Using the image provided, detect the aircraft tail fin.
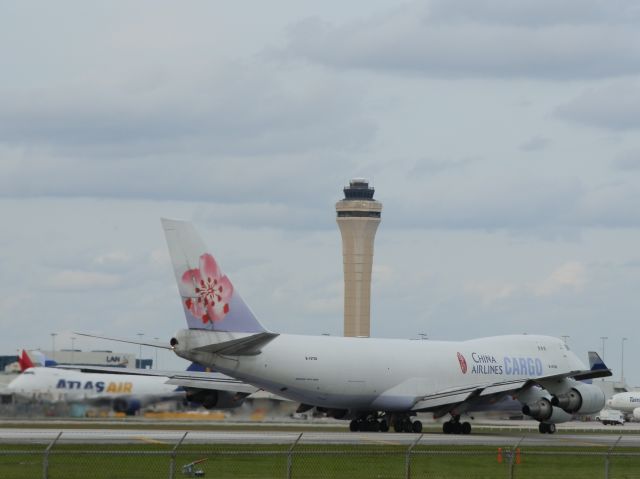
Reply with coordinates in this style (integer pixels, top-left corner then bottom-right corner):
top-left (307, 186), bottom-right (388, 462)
top-left (161, 219), bottom-right (268, 334)
top-left (28, 350), bottom-right (57, 368)
top-left (588, 351), bottom-right (608, 371)
top-left (17, 350), bottom-right (35, 372)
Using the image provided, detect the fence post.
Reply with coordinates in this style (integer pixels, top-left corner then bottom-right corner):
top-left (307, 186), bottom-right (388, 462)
top-left (508, 436), bottom-right (525, 479)
top-left (42, 431), bottom-right (62, 479)
top-left (405, 433), bottom-right (423, 479)
top-left (604, 435), bottom-right (622, 479)
top-left (287, 433), bottom-right (303, 479)
top-left (168, 432), bottom-right (188, 479)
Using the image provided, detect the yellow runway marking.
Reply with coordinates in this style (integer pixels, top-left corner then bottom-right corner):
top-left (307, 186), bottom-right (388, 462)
top-left (556, 436), bottom-right (609, 448)
top-left (134, 436), bottom-right (169, 445)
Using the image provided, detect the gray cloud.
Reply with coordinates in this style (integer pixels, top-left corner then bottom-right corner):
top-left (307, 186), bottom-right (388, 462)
top-left (520, 136), bottom-right (551, 152)
top-left (427, 0), bottom-right (640, 27)
top-left (613, 150), bottom-right (640, 170)
top-left (0, 65), bottom-right (374, 155)
top-left (409, 156), bottom-right (476, 176)
top-left (555, 83), bottom-right (640, 130)
top-left (0, 60), bottom-right (374, 205)
top-left (378, 173), bottom-right (640, 232)
top-left (281, 1), bottom-right (640, 79)
top-left (0, 152), bottom-right (360, 208)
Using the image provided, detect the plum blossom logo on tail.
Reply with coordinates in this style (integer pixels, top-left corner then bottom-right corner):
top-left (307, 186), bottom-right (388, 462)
top-left (181, 253), bottom-right (233, 324)
top-left (457, 352), bottom-right (468, 374)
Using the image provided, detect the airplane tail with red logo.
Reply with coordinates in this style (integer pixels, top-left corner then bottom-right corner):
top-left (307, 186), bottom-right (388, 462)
top-left (161, 219), bottom-right (268, 334)
top-left (17, 350), bottom-right (35, 372)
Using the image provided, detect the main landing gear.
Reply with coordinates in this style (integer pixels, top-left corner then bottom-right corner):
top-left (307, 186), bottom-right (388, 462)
top-left (349, 414), bottom-right (389, 432)
top-left (392, 416), bottom-right (423, 434)
top-left (538, 422), bottom-right (556, 434)
top-left (349, 413), bottom-right (422, 433)
top-left (442, 415), bottom-right (472, 435)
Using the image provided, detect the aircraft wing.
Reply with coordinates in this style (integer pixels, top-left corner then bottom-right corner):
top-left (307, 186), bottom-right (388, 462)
top-left (411, 354), bottom-right (611, 415)
top-left (411, 379), bottom-right (527, 412)
top-left (58, 365), bottom-right (259, 394)
top-left (164, 374), bottom-right (259, 394)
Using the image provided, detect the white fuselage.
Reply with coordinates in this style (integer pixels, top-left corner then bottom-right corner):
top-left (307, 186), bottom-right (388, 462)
top-left (607, 392), bottom-right (640, 413)
top-left (8, 367), bottom-right (181, 403)
top-left (175, 332), bottom-right (585, 411)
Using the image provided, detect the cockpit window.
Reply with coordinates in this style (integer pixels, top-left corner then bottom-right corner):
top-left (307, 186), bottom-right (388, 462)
top-left (23, 371), bottom-right (35, 375)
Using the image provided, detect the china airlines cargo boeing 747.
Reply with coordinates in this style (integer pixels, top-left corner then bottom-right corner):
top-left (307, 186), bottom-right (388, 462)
top-left (157, 219), bottom-right (611, 434)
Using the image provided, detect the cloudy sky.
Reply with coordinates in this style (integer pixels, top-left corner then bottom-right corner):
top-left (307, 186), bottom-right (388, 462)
top-left (1, 1), bottom-right (639, 384)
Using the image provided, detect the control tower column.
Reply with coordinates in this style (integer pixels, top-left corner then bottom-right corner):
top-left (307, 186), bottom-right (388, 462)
top-left (336, 179), bottom-right (382, 337)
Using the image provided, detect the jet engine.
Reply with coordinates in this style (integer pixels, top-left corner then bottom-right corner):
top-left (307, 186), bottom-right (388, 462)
top-left (633, 407), bottom-right (640, 421)
top-left (522, 398), bottom-right (572, 423)
top-left (113, 398), bottom-right (143, 415)
top-left (187, 389), bottom-right (247, 409)
top-left (551, 383), bottom-right (605, 415)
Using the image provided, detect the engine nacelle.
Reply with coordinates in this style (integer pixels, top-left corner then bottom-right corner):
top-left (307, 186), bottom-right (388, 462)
top-left (633, 407), bottom-right (640, 421)
top-left (113, 398), bottom-right (142, 415)
top-left (187, 389), bottom-right (246, 409)
top-left (523, 398), bottom-right (553, 421)
top-left (522, 398), bottom-right (572, 424)
top-left (551, 383), bottom-right (605, 415)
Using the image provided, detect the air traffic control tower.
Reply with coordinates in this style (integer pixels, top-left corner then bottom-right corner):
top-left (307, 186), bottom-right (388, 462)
top-left (336, 178), bottom-right (382, 337)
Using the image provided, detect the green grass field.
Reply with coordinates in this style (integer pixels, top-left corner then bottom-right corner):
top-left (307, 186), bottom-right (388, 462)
top-left (2, 443), bottom-right (640, 479)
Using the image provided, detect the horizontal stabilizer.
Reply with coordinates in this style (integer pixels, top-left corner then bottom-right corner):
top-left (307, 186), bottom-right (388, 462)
top-left (193, 331), bottom-right (279, 356)
top-left (73, 332), bottom-right (172, 350)
top-left (571, 368), bottom-right (612, 381)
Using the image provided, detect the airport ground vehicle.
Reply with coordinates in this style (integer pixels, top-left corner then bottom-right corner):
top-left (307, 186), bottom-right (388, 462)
top-left (596, 409), bottom-right (625, 425)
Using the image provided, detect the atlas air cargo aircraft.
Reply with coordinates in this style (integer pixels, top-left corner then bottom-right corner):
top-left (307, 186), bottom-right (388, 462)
top-left (8, 350), bottom-right (256, 414)
top-left (81, 219), bottom-right (612, 434)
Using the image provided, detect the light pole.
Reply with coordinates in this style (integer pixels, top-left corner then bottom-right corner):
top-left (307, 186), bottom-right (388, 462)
top-left (50, 333), bottom-right (57, 360)
top-left (71, 337), bottom-right (76, 364)
top-left (600, 336), bottom-right (608, 361)
top-left (621, 337), bottom-right (628, 382)
top-left (153, 337), bottom-right (159, 369)
top-left (137, 333), bottom-right (144, 368)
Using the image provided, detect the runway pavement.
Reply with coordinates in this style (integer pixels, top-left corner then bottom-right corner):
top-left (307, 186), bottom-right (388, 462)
top-left (2, 426), bottom-right (640, 448)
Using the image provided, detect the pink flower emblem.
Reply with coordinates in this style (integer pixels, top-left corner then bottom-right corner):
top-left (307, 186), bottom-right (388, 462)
top-left (457, 352), bottom-right (467, 374)
top-left (181, 253), bottom-right (233, 324)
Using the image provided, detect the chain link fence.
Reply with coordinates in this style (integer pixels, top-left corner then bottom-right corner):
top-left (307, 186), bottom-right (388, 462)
top-left (2, 431), bottom-right (640, 478)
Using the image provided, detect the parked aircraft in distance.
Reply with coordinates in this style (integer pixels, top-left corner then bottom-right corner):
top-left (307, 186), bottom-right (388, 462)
top-left (8, 351), bottom-right (257, 414)
top-left (607, 391), bottom-right (640, 421)
top-left (151, 219), bottom-right (611, 434)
